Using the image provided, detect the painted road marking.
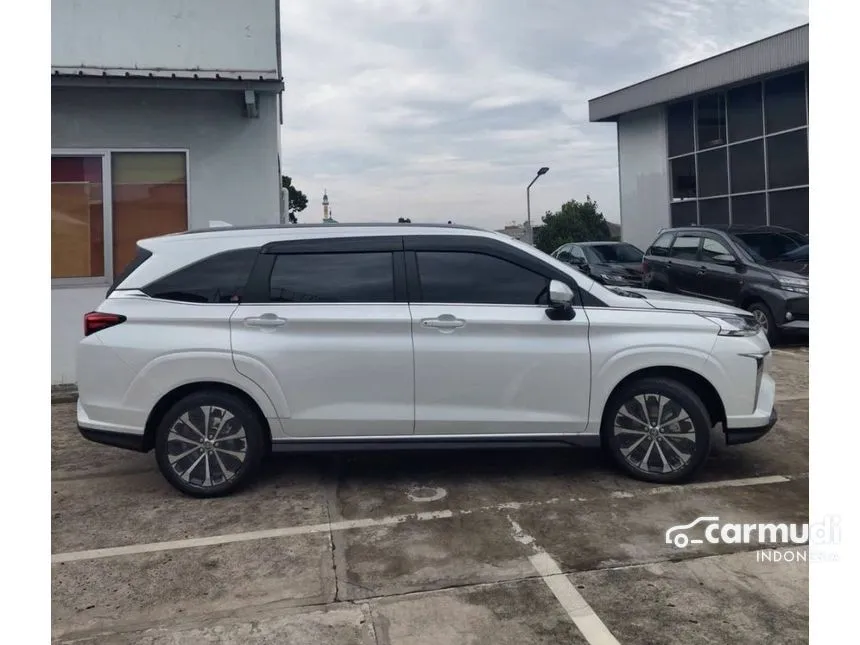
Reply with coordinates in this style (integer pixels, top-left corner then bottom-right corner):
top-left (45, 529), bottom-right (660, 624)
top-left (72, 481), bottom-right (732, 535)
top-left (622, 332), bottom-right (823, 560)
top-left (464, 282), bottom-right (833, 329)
top-left (775, 394), bottom-right (809, 403)
top-left (406, 486), bottom-right (448, 503)
top-left (509, 518), bottom-right (621, 645)
top-left (52, 473), bottom-right (802, 565)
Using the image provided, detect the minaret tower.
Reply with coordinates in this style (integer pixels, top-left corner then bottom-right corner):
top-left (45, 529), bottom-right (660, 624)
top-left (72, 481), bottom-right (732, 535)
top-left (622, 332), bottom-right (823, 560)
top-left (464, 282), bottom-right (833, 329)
top-left (322, 190), bottom-right (330, 221)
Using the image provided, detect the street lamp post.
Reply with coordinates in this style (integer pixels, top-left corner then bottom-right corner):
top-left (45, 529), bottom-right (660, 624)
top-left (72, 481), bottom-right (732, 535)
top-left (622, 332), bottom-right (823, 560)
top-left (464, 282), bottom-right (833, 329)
top-left (526, 166), bottom-right (549, 245)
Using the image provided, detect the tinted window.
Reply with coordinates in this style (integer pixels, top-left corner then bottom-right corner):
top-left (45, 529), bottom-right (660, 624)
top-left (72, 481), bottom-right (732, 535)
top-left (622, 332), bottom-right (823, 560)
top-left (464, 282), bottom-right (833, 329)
top-left (416, 251), bottom-right (549, 305)
top-left (648, 232), bottom-right (675, 257)
top-left (696, 94), bottom-right (727, 149)
top-left (669, 236), bottom-right (701, 260)
top-left (701, 237), bottom-right (732, 260)
top-left (667, 101), bottom-right (695, 157)
top-left (699, 198), bottom-right (729, 226)
top-left (570, 246), bottom-right (586, 261)
top-left (670, 201), bottom-right (697, 228)
top-left (144, 248), bottom-right (258, 303)
top-left (697, 148), bottom-right (728, 197)
top-left (269, 253), bottom-right (394, 303)
top-left (764, 72), bottom-right (807, 134)
top-left (727, 82), bottom-right (763, 142)
top-left (729, 140), bottom-right (765, 193)
top-left (767, 130), bottom-right (808, 189)
top-left (671, 155), bottom-right (697, 199)
top-left (731, 193), bottom-right (767, 227)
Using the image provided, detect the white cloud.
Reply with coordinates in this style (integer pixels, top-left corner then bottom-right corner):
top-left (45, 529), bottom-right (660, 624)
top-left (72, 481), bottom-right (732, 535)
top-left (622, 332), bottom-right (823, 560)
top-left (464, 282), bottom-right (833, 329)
top-left (279, 0), bottom-right (808, 229)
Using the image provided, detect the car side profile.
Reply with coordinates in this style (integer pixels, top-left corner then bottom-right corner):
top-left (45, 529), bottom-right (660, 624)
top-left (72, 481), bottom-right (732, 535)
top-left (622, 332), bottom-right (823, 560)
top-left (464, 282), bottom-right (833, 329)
top-left (77, 224), bottom-right (778, 497)
top-left (641, 226), bottom-right (809, 344)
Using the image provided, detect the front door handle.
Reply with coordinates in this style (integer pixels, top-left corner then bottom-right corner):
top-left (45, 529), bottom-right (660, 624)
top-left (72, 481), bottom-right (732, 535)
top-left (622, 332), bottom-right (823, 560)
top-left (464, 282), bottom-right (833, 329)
top-left (421, 315), bottom-right (466, 331)
top-left (244, 313), bottom-right (287, 328)
top-left (697, 265), bottom-right (708, 276)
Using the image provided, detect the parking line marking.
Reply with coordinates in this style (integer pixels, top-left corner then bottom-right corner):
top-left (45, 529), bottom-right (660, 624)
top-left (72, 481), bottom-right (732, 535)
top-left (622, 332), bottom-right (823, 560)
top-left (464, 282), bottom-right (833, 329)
top-left (51, 474), bottom-right (800, 565)
top-left (510, 519), bottom-right (621, 645)
top-left (775, 394), bottom-right (808, 402)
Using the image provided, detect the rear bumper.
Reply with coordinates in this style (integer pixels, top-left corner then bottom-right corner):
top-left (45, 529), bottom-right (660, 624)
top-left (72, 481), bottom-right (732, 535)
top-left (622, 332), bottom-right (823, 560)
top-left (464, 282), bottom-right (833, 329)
top-left (78, 424), bottom-right (148, 452)
top-left (724, 407), bottom-right (778, 446)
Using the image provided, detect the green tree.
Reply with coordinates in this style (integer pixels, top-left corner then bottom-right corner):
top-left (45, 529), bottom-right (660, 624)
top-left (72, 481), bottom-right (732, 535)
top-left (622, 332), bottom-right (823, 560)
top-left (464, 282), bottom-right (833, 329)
top-left (533, 195), bottom-right (612, 254)
top-left (281, 176), bottom-right (308, 224)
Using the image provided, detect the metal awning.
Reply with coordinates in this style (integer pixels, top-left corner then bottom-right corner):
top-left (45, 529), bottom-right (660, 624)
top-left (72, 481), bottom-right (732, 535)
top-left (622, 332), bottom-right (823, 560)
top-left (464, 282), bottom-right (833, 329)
top-left (52, 66), bottom-right (284, 92)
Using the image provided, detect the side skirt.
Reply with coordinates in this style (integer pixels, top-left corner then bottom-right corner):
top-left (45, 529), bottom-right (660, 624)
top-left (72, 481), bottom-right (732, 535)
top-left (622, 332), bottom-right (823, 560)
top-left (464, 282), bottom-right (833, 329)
top-left (271, 434), bottom-right (602, 453)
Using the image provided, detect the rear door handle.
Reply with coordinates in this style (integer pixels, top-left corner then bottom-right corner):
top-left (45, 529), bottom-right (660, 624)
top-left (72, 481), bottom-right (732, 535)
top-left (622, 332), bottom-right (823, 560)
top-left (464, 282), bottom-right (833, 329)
top-left (244, 314), bottom-right (287, 328)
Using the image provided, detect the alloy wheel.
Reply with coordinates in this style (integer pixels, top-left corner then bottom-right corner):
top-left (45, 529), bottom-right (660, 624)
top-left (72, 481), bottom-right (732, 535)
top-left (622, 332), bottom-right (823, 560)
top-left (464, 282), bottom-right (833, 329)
top-left (613, 394), bottom-right (697, 475)
top-left (752, 309), bottom-right (769, 334)
top-left (165, 405), bottom-right (248, 489)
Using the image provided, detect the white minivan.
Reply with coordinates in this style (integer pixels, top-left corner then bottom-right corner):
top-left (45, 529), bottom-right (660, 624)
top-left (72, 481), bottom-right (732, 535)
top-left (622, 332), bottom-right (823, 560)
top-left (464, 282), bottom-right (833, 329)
top-left (77, 224), bottom-right (777, 497)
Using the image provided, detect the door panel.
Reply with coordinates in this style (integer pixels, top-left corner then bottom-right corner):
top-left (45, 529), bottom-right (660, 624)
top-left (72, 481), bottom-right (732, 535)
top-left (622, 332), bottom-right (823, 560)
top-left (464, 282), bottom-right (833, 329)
top-left (694, 236), bottom-right (744, 303)
top-left (231, 304), bottom-right (414, 437)
top-left (410, 303), bottom-right (591, 435)
top-left (667, 235), bottom-right (702, 295)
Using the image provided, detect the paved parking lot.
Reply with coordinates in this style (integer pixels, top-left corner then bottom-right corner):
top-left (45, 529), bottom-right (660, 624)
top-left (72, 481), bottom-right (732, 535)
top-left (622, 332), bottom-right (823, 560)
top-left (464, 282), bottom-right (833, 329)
top-left (51, 346), bottom-right (809, 644)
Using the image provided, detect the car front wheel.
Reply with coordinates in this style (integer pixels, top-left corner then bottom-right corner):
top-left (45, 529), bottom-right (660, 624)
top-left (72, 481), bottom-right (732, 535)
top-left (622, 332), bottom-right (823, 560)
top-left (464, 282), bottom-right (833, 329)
top-left (154, 390), bottom-right (266, 497)
top-left (602, 377), bottom-right (711, 484)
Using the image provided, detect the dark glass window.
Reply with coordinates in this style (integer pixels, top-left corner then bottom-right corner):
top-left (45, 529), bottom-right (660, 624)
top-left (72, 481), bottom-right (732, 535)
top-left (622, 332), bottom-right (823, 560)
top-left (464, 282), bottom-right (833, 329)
top-left (729, 140), bottom-right (766, 193)
top-left (699, 198), bottom-right (729, 226)
top-left (727, 82), bottom-right (763, 142)
top-left (769, 188), bottom-right (809, 234)
top-left (670, 201), bottom-right (697, 227)
top-left (668, 235), bottom-right (701, 260)
top-left (730, 193), bottom-right (767, 227)
top-left (648, 232), bottom-right (675, 257)
top-left (416, 252), bottom-right (549, 305)
top-left (764, 71), bottom-right (807, 134)
top-left (697, 148), bottom-right (728, 197)
top-left (671, 155), bottom-right (697, 199)
top-left (667, 101), bottom-right (695, 157)
top-left (767, 129), bottom-right (808, 189)
top-left (144, 248), bottom-right (258, 303)
top-left (701, 237), bottom-right (733, 261)
top-left (269, 253), bottom-right (395, 303)
top-left (696, 93), bottom-right (727, 149)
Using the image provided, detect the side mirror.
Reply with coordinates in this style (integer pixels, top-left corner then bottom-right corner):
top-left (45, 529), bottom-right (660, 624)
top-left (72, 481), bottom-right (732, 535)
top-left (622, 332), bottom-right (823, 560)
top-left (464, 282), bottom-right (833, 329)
top-left (546, 280), bottom-right (576, 321)
top-left (713, 253), bottom-right (738, 266)
top-left (549, 280), bottom-right (574, 305)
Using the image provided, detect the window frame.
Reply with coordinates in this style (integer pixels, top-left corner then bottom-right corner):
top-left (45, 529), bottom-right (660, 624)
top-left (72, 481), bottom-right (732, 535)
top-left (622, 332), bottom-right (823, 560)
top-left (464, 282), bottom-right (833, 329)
top-left (51, 148), bottom-right (191, 289)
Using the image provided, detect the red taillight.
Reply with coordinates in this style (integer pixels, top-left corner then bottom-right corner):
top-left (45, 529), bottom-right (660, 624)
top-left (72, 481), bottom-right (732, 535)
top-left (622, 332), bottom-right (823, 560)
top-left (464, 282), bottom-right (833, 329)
top-left (84, 312), bottom-right (126, 337)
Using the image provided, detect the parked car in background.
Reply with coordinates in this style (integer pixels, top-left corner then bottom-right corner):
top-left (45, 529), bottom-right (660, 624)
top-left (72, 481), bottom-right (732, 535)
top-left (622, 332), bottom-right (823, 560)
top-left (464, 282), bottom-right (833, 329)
top-left (77, 223), bottom-right (777, 497)
top-left (642, 226), bottom-right (808, 344)
top-left (551, 241), bottom-right (644, 287)
top-left (768, 244), bottom-right (809, 275)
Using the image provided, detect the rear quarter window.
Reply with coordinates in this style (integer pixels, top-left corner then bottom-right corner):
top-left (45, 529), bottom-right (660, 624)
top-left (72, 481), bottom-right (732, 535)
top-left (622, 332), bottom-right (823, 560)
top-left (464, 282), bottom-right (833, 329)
top-left (142, 248), bottom-right (260, 303)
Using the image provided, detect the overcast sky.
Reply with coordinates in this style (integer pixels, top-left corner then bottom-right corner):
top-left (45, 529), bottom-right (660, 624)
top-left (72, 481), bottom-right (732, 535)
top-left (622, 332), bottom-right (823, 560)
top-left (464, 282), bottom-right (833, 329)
top-left (279, 0), bottom-right (808, 228)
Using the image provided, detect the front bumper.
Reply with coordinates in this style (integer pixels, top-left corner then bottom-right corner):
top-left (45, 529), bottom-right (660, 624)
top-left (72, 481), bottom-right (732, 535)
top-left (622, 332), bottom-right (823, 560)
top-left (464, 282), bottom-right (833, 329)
top-left (725, 406), bottom-right (778, 445)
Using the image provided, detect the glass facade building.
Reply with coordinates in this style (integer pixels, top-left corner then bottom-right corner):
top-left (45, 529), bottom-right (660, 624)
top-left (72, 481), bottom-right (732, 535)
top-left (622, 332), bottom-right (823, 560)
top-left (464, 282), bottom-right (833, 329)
top-left (667, 68), bottom-right (808, 233)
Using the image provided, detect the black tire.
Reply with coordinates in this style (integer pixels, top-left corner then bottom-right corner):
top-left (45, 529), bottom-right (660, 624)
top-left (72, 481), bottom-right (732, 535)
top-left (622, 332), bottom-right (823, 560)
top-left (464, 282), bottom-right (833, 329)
top-left (747, 301), bottom-right (779, 345)
top-left (154, 390), bottom-right (266, 498)
top-left (601, 377), bottom-right (711, 484)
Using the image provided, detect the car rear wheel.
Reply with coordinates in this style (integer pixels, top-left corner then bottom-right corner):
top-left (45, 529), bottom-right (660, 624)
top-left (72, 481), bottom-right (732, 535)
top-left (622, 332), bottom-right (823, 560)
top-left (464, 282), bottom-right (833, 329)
top-left (602, 377), bottom-right (711, 484)
top-left (154, 391), bottom-right (266, 497)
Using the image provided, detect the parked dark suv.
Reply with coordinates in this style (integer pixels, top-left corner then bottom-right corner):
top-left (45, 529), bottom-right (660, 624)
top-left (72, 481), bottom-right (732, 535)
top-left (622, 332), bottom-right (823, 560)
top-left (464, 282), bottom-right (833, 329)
top-left (642, 226), bottom-right (808, 343)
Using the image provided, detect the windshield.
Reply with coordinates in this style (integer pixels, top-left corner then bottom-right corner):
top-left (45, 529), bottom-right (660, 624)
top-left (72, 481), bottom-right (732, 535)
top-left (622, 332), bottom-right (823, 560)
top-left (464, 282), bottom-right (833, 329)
top-left (584, 243), bottom-right (643, 264)
top-left (778, 244), bottom-right (809, 261)
top-left (733, 231), bottom-right (803, 261)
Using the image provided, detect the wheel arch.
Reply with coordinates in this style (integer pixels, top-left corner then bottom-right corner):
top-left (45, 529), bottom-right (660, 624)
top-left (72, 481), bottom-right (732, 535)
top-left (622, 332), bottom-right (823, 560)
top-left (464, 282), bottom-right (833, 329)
top-left (600, 366), bottom-right (727, 436)
top-left (143, 381), bottom-right (273, 452)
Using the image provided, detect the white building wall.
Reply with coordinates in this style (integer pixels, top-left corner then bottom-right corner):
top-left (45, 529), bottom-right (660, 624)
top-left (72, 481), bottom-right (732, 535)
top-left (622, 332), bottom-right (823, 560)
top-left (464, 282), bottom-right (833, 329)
top-left (617, 106), bottom-right (671, 251)
top-left (51, 87), bottom-right (281, 385)
top-left (51, 0), bottom-right (279, 77)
